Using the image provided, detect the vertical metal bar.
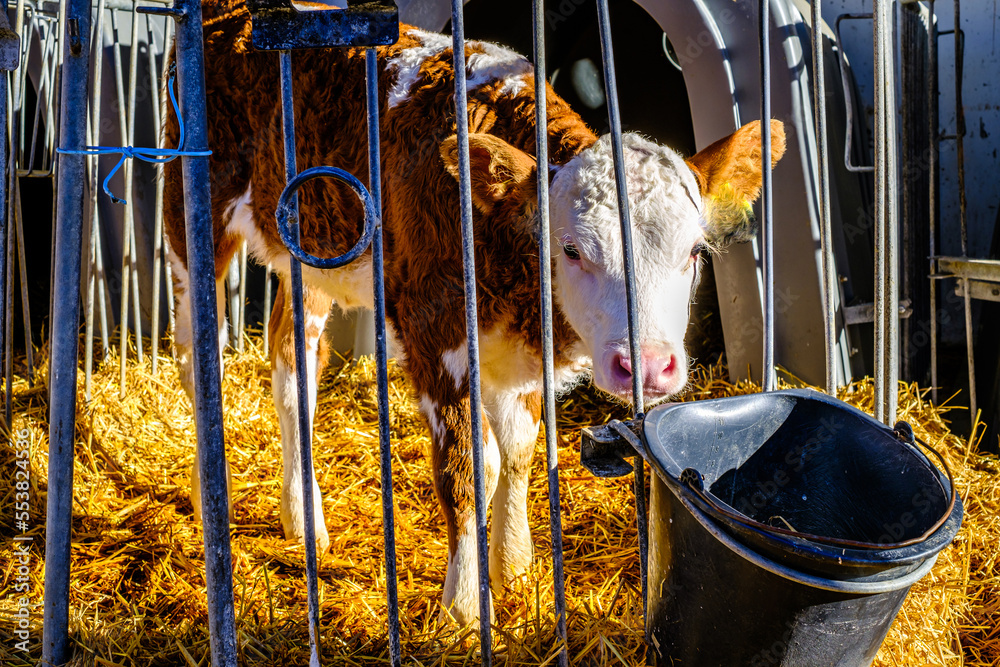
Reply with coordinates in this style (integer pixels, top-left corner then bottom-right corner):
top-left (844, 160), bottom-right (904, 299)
top-left (952, 1), bottom-right (975, 427)
top-left (953, 3), bottom-right (967, 259)
top-left (279, 50), bottom-right (322, 666)
top-left (4, 98), bottom-right (12, 424)
top-left (41, 0), bottom-right (90, 660)
top-left (237, 240), bottom-right (247, 352)
top-left (884, 0), bottom-right (899, 425)
top-left (3, 0), bottom-right (25, 425)
top-left (873, 0), bottom-right (887, 423)
top-left (873, 0), bottom-right (899, 425)
top-left (3, 73), bottom-right (11, 421)
top-left (811, 0), bottom-right (837, 395)
top-left (126, 2), bottom-right (143, 363)
top-left (149, 13), bottom-right (166, 373)
top-left (227, 253), bottom-right (239, 348)
top-left (1, 43), bottom-right (10, 425)
top-left (532, 1), bottom-right (568, 663)
top-left (928, 0), bottom-right (938, 403)
top-left (448, 0), bottom-right (492, 657)
top-left (111, 8), bottom-right (131, 391)
top-left (365, 47), bottom-right (402, 667)
top-left (173, 0), bottom-right (239, 661)
top-left (594, 0), bottom-right (648, 628)
top-left (165, 236), bottom-right (176, 352)
top-left (14, 179), bottom-right (33, 383)
top-left (759, 0), bottom-right (776, 393)
top-left (263, 263), bottom-right (272, 351)
top-left (84, 0), bottom-right (109, 399)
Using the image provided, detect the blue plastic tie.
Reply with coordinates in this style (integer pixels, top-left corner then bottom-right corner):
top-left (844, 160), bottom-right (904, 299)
top-left (56, 63), bottom-right (212, 205)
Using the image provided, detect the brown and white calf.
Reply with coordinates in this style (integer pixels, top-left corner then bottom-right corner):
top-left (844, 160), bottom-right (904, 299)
top-left (163, 0), bottom-right (785, 627)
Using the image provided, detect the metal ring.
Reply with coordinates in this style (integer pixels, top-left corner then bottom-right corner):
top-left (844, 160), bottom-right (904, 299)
top-left (275, 165), bottom-right (377, 270)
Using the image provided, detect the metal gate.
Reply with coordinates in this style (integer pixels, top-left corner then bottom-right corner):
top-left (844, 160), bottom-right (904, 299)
top-left (20, 0), bottom-right (979, 665)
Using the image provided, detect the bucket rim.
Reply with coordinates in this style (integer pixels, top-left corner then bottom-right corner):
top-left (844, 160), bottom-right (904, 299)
top-left (642, 389), bottom-right (963, 558)
top-left (673, 485), bottom-right (943, 594)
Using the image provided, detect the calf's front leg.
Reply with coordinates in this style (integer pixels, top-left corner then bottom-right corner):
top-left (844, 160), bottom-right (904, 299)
top-left (418, 385), bottom-right (500, 628)
top-left (171, 252), bottom-right (235, 523)
top-left (485, 390), bottom-right (540, 590)
top-left (269, 282), bottom-right (333, 553)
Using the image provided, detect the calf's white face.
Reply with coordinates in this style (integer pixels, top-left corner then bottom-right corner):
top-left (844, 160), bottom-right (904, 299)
top-left (440, 120), bottom-right (786, 406)
top-left (550, 133), bottom-right (706, 403)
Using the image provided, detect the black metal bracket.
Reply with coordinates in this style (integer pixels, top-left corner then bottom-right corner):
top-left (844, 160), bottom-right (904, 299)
top-left (246, 0), bottom-right (399, 51)
top-left (580, 418), bottom-right (645, 478)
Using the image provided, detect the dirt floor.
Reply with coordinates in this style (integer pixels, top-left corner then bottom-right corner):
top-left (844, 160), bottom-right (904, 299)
top-left (0, 340), bottom-right (997, 666)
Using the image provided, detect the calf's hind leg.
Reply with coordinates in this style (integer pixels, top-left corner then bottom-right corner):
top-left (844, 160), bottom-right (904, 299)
top-left (170, 243), bottom-right (236, 523)
top-left (269, 280), bottom-right (334, 553)
top-left (485, 390), bottom-right (540, 590)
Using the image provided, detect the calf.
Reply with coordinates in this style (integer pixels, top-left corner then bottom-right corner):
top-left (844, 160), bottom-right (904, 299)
top-left (163, 0), bottom-right (786, 627)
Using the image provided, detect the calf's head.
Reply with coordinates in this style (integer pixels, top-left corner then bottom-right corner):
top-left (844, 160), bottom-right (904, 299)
top-left (440, 120), bottom-right (786, 404)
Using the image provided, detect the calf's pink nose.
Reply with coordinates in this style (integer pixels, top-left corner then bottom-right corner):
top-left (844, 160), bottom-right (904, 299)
top-left (611, 348), bottom-right (678, 395)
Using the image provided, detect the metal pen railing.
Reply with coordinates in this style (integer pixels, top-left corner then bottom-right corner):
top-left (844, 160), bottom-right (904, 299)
top-left (531, 0), bottom-right (569, 661)
top-left (32, 0), bottom-right (962, 664)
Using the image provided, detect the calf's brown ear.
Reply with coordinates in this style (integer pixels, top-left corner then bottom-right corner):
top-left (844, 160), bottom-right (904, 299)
top-left (440, 133), bottom-right (536, 213)
top-left (685, 119), bottom-right (786, 246)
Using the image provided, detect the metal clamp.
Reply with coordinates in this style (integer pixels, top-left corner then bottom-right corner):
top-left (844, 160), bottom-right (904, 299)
top-left (275, 165), bottom-right (378, 270)
top-left (246, 0), bottom-right (399, 51)
top-left (580, 418), bottom-right (646, 478)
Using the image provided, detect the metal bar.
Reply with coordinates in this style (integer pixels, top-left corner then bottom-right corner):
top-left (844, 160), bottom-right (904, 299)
top-left (873, 0), bottom-right (887, 423)
top-left (1, 35), bottom-right (11, 426)
top-left (237, 240), bottom-right (247, 351)
top-left (953, 1), bottom-right (966, 258)
top-left (172, 0), bottom-right (239, 660)
top-left (884, 0), bottom-right (899, 425)
top-left (834, 13), bottom-right (876, 174)
top-left (812, 0), bottom-right (837, 395)
top-left (227, 253), bottom-right (239, 348)
top-left (365, 47), bottom-right (402, 667)
top-left (111, 8), bottom-right (131, 392)
top-left (873, 0), bottom-right (899, 425)
top-left (843, 298), bottom-right (912, 325)
top-left (14, 179), bottom-right (33, 383)
top-left (928, 0), bottom-right (938, 403)
top-left (448, 0), bottom-right (492, 657)
top-left (3, 0), bottom-right (25, 425)
top-left (594, 0), bottom-right (648, 629)
top-left (263, 263), bottom-right (272, 351)
top-left (963, 279), bottom-right (976, 422)
top-left (952, 0), bottom-right (975, 428)
top-left (760, 0), bottom-right (775, 393)
top-left (956, 278), bottom-right (1000, 303)
top-left (532, 0), bottom-right (568, 663)
top-left (165, 233), bottom-right (175, 355)
top-left (278, 49), bottom-right (322, 665)
top-left (936, 257), bottom-right (1000, 281)
top-left (41, 0), bottom-right (90, 660)
top-left (126, 2), bottom-right (143, 363)
top-left (84, 0), bottom-right (109, 399)
top-left (149, 12), bottom-right (168, 373)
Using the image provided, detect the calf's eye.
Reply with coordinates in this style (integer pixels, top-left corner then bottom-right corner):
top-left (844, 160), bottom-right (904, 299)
top-left (563, 243), bottom-right (581, 261)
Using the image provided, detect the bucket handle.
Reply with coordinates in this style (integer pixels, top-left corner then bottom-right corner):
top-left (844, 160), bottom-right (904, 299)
top-left (674, 422), bottom-right (957, 551)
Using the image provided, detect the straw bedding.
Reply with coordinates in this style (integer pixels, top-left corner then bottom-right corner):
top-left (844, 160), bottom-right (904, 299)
top-left (0, 339), bottom-right (997, 666)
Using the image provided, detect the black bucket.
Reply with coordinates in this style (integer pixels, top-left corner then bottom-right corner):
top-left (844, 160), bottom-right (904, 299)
top-left (584, 389), bottom-right (963, 666)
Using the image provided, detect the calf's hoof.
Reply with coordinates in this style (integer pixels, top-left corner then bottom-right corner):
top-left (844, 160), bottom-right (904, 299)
top-left (190, 460), bottom-right (234, 523)
top-left (280, 499), bottom-right (331, 553)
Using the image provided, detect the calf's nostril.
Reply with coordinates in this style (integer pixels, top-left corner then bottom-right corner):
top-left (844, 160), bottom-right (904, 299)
top-left (617, 354), bottom-right (632, 375)
top-left (662, 354), bottom-right (677, 376)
